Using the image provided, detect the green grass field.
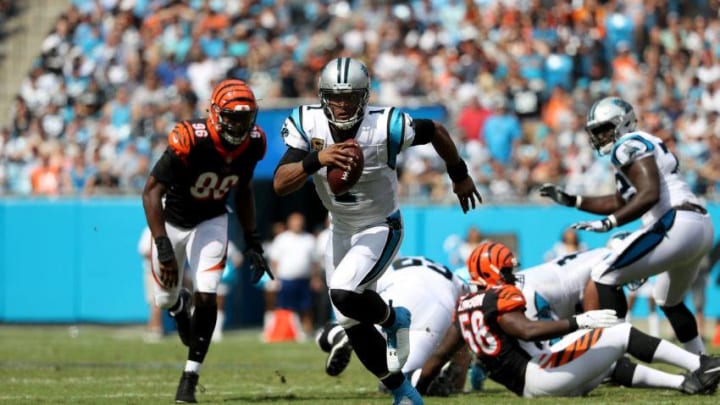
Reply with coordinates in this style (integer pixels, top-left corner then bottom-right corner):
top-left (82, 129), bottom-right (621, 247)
top-left (0, 325), bottom-right (718, 404)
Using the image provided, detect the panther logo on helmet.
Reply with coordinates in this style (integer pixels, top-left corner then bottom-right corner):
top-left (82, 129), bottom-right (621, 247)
top-left (585, 96), bottom-right (637, 155)
top-left (467, 242), bottom-right (519, 287)
top-left (209, 79), bottom-right (258, 146)
top-left (318, 57), bottom-right (370, 131)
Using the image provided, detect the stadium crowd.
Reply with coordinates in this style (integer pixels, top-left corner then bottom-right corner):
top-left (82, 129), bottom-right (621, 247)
top-left (1, 0), bottom-right (720, 203)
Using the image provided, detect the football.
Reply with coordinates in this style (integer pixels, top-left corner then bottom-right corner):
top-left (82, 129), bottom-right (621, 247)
top-left (327, 139), bottom-right (364, 195)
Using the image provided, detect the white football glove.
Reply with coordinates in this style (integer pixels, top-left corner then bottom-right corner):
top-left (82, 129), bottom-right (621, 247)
top-left (570, 216), bottom-right (616, 233)
top-left (573, 309), bottom-right (618, 329)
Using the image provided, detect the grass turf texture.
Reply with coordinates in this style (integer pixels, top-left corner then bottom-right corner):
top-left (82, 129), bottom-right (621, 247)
top-left (1, 325), bottom-right (718, 404)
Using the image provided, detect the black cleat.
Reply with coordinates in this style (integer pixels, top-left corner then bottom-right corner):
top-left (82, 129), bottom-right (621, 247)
top-left (170, 288), bottom-right (193, 347)
top-left (175, 371), bottom-right (199, 403)
top-left (680, 372), bottom-right (702, 395)
top-left (695, 354), bottom-right (720, 394)
top-left (325, 333), bottom-right (352, 376)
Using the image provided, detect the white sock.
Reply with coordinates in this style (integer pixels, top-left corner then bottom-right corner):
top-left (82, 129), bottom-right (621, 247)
top-left (648, 312), bottom-right (660, 337)
top-left (653, 340), bottom-right (701, 371)
top-left (682, 335), bottom-right (706, 356)
top-left (631, 363), bottom-right (685, 390)
top-left (213, 311), bottom-right (225, 340)
top-left (184, 360), bottom-right (201, 374)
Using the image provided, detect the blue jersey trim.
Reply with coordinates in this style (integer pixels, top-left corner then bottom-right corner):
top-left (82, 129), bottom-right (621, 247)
top-left (607, 209), bottom-right (676, 271)
top-left (360, 211), bottom-right (403, 286)
top-left (611, 134), bottom-right (655, 166)
top-left (289, 106), bottom-right (310, 146)
top-left (386, 108), bottom-right (405, 169)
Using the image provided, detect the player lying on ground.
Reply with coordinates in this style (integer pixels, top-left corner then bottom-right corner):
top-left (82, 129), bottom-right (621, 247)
top-left (416, 241), bottom-right (720, 397)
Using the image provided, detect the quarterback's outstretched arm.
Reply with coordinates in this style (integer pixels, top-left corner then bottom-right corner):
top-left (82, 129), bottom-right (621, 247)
top-left (425, 120), bottom-right (482, 213)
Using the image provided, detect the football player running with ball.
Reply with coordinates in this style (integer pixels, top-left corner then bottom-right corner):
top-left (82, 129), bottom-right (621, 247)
top-left (540, 96), bottom-right (714, 355)
top-left (143, 79), bottom-right (273, 403)
top-left (273, 57), bottom-right (481, 405)
top-left (417, 242), bottom-right (720, 398)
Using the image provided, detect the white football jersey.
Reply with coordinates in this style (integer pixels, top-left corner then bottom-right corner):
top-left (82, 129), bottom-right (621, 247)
top-left (377, 256), bottom-right (469, 328)
top-left (610, 131), bottom-right (702, 226)
top-left (281, 105), bottom-right (416, 230)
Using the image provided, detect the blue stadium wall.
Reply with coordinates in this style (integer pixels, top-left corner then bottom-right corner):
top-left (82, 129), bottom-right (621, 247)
top-left (1, 198), bottom-right (720, 323)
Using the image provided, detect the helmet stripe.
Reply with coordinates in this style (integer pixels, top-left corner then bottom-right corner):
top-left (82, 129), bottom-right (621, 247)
top-left (212, 79), bottom-right (246, 101)
top-left (342, 57), bottom-right (350, 84)
top-left (336, 58), bottom-right (342, 84)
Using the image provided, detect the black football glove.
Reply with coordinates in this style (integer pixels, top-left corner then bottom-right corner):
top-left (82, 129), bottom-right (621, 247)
top-left (539, 183), bottom-right (577, 207)
top-left (244, 232), bottom-right (274, 284)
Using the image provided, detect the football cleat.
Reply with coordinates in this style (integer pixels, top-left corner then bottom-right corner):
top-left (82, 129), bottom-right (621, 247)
top-left (694, 354), bottom-right (720, 394)
top-left (680, 372), bottom-right (702, 395)
top-left (383, 303), bottom-right (411, 373)
top-left (170, 288), bottom-right (193, 347)
top-left (425, 360), bottom-right (463, 397)
top-left (325, 332), bottom-right (352, 376)
top-left (175, 371), bottom-right (199, 403)
top-left (391, 378), bottom-right (424, 405)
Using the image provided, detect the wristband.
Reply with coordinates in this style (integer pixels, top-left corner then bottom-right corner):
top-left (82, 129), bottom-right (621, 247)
top-left (155, 236), bottom-right (175, 263)
top-left (575, 195), bottom-right (583, 208)
top-left (447, 160), bottom-right (469, 183)
top-left (606, 214), bottom-right (618, 228)
top-left (302, 150), bottom-right (322, 174)
top-left (568, 316), bottom-right (579, 332)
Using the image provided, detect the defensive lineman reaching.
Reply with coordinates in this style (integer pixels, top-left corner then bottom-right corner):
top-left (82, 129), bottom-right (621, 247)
top-left (540, 96), bottom-right (714, 354)
top-left (273, 57), bottom-right (481, 405)
top-left (417, 242), bottom-right (720, 397)
top-left (143, 79), bottom-right (273, 403)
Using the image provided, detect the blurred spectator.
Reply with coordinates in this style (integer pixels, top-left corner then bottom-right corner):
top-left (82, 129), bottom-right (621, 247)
top-left (268, 212), bottom-right (317, 337)
top-left (2, 0), bottom-right (720, 205)
top-left (543, 227), bottom-right (588, 262)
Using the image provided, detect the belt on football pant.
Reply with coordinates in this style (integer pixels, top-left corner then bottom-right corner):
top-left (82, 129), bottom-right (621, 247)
top-left (673, 202), bottom-right (707, 215)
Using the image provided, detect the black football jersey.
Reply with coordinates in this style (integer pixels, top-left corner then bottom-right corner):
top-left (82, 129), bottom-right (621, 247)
top-left (455, 285), bottom-right (531, 396)
top-left (151, 118), bottom-right (266, 228)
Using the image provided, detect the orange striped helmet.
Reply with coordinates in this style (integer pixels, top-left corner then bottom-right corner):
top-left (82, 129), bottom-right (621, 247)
top-left (209, 79), bottom-right (258, 146)
top-left (467, 242), bottom-right (519, 287)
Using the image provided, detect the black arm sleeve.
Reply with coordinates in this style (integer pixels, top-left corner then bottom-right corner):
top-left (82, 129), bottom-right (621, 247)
top-left (411, 118), bottom-right (435, 146)
top-left (277, 147), bottom-right (309, 166)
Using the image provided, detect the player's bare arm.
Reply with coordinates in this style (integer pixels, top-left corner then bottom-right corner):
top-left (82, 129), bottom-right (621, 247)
top-left (415, 323), bottom-right (466, 393)
top-left (428, 120), bottom-right (482, 212)
top-left (142, 176), bottom-right (179, 288)
top-left (273, 144), bottom-right (356, 196)
top-left (497, 309), bottom-right (575, 342)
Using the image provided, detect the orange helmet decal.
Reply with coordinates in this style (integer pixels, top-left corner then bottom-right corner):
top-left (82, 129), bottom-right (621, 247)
top-left (467, 242), bottom-right (518, 287)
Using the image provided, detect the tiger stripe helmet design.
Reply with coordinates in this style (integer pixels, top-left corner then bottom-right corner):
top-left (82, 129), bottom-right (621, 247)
top-left (209, 79), bottom-right (258, 146)
top-left (467, 242), bottom-right (519, 287)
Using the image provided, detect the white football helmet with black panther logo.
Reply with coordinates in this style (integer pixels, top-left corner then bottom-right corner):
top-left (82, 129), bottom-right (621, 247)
top-left (585, 96), bottom-right (638, 155)
top-left (318, 57), bottom-right (371, 130)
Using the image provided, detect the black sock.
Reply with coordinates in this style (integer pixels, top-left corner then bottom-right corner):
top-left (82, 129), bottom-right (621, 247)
top-left (188, 304), bottom-right (217, 363)
top-left (611, 357), bottom-right (638, 387)
top-left (627, 326), bottom-right (661, 363)
top-left (660, 302), bottom-right (699, 343)
top-left (595, 281), bottom-right (628, 318)
top-left (345, 324), bottom-right (398, 381)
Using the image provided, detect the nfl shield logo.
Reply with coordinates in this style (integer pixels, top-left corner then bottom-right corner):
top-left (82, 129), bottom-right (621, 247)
top-left (311, 138), bottom-right (325, 151)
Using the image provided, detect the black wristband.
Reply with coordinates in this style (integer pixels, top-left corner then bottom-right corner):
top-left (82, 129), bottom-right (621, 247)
top-left (447, 160), bottom-right (469, 183)
top-left (155, 236), bottom-right (175, 263)
top-left (568, 316), bottom-right (579, 332)
top-left (566, 195), bottom-right (577, 207)
top-left (302, 150), bottom-right (322, 174)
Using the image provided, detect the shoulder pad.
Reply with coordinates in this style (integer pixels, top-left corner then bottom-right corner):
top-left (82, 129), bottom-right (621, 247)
top-left (168, 122), bottom-right (195, 159)
top-left (495, 285), bottom-right (526, 313)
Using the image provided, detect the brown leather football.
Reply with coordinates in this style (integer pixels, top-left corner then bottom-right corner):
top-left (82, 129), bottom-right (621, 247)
top-left (327, 139), bottom-right (364, 195)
